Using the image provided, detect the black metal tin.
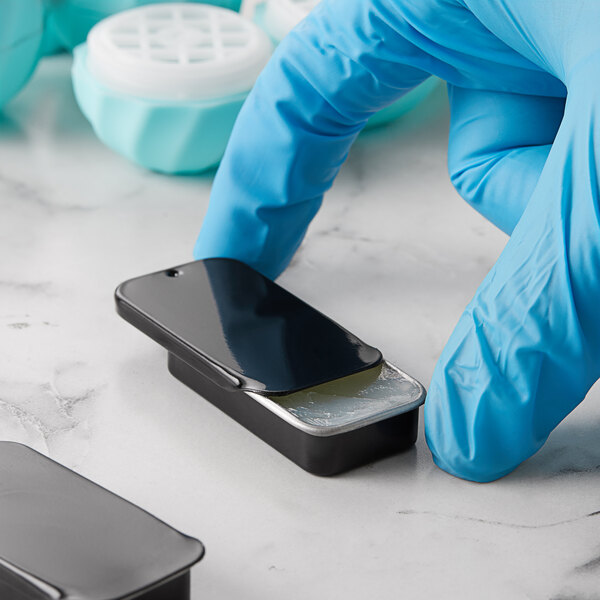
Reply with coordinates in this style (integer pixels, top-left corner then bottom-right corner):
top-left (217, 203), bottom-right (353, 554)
top-left (0, 443), bottom-right (204, 600)
top-left (168, 353), bottom-right (420, 476)
top-left (115, 258), bottom-right (426, 475)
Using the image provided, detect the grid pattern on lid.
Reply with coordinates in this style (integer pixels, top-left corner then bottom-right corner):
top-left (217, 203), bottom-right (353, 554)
top-left (86, 3), bottom-right (273, 100)
top-left (103, 4), bottom-right (254, 66)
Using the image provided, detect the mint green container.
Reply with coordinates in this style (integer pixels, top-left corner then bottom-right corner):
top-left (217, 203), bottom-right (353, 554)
top-left (0, 0), bottom-right (44, 108)
top-left (52, 0), bottom-right (243, 50)
top-left (72, 4), bottom-right (272, 173)
top-left (73, 46), bottom-right (248, 173)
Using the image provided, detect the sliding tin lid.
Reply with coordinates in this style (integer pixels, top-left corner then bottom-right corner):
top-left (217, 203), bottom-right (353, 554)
top-left (0, 442), bottom-right (204, 600)
top-left (115, 258), bottom-right (382, 395)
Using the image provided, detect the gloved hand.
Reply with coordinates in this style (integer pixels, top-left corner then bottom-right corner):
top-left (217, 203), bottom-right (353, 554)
top-left (194, 0), bottom-right (600, 482)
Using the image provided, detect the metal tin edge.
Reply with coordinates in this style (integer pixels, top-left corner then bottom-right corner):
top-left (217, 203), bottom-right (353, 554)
top-left (246, 361), bottom-right (426, 438)
top-left (115, 286), bottom-right (242, 389)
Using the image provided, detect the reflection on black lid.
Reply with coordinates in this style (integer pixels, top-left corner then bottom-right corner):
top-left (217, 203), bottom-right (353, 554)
top-left (117, 258), bottom-right (382, 394)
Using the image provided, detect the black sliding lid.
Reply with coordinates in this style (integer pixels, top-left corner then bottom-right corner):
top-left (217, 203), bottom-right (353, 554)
top-left (115, 258), bottom-right (382, 395)
top-left (0, 443), bottom-right (204, 600)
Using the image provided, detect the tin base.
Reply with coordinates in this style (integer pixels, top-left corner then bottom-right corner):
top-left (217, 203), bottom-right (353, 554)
top-left (142, 572), bottom-right (190, 600)
top-left (168, 353), bottom-right (419, 476)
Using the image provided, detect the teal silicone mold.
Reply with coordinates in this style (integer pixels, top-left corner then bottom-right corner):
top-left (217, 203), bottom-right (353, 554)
top-left (0, 0), bottom-right (44, 109)
top-left (52, 0), bottom-right (243, 50)
top-left (72, 44), bottom-right (247, 173)
top-left (41, 1), bottom-right (66, 56)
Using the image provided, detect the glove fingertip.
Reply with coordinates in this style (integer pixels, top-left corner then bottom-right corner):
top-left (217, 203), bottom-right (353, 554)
top-left (424, 370), bottom-right (525, 484)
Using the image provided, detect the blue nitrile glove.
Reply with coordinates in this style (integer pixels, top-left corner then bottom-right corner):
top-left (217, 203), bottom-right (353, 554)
top-left (194, 0), bottom-right (600, 482)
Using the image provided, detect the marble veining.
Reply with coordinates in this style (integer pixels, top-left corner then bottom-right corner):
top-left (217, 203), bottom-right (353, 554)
top-left (1, 55), bottom-right (599, 600)
top-left (396, 508), bottom-right (600, 530)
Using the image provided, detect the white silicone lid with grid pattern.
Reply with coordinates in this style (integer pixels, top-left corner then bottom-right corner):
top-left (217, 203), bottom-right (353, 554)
top-left (86, 3), bottom-right (273, 101)
top-left (261, 0), bottom-right (318, 41)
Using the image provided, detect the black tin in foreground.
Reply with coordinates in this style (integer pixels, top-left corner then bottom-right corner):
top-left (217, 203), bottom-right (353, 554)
top-left (115, 258), bottom-right (426, 476)
top-left (0, 443), bottom-right (204, 600)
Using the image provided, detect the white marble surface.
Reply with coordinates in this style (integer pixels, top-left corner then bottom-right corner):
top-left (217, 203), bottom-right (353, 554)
top-left (2, 55), bottom-right (600, 600)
